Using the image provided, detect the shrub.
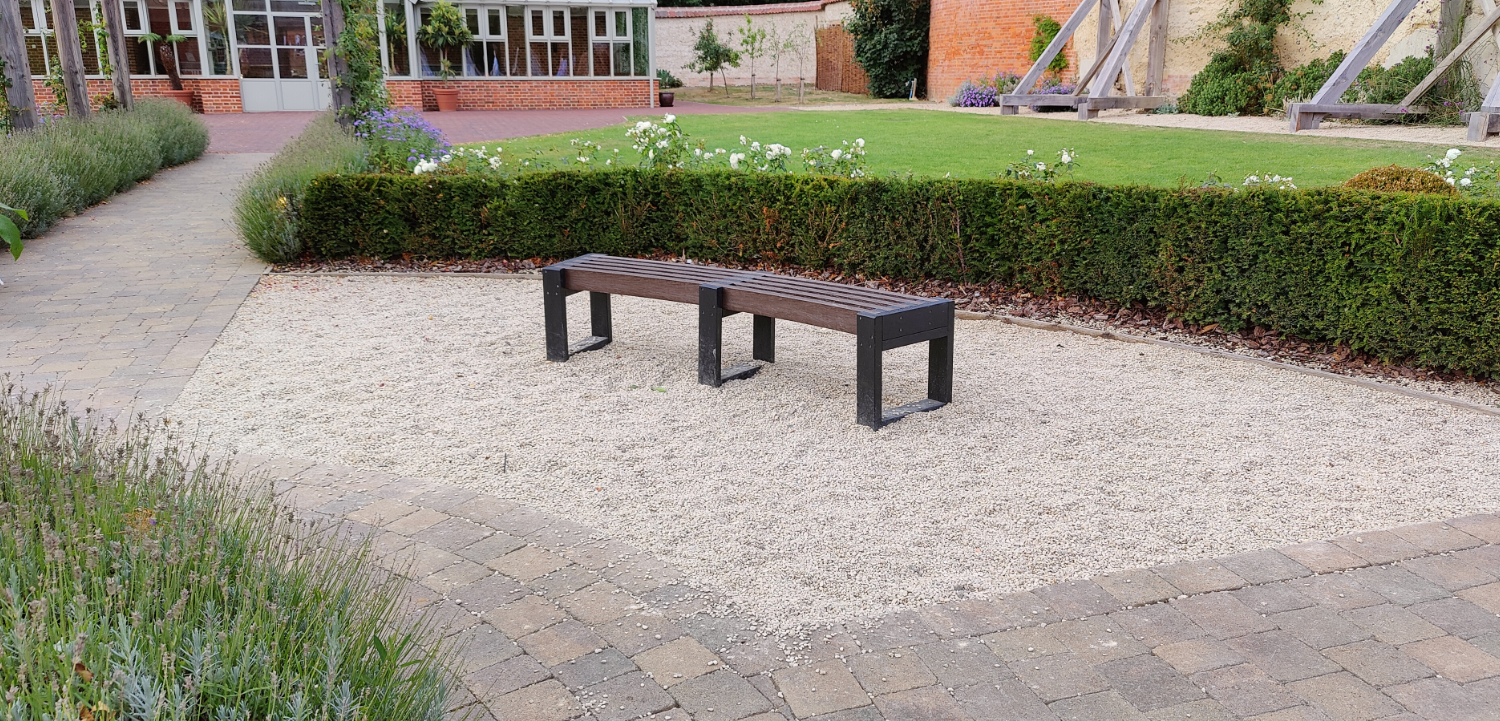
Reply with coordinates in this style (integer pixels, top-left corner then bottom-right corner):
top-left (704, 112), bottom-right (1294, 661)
top-left (0, 99), bottom-right (206, 237)
top-left (237, 113), bottom-right (368, 263)
top-left (0, 385), bottom-right (456, 721)
top-left (1344, 165), bottom-right (1458, 196)
top-left (1266, 51), bottom-right (1344, 110)
top-left (298, 169), bottom-right (1500, 376)
top-left (846, 0), bottom-right (930, 98)
top-left (1028, 15), bottom-right (1067, 75)
top-left (657, 69), bottom-right (685, 88)
top-left (1179, 0), bottom-right (1295, 116)
top-left (355, 107), bottom-right (449, 173)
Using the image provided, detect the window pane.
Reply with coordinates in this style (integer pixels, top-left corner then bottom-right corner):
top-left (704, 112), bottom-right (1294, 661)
top-left (487, 8), bottom-right (500, 36)
top-left (569, 7), bottom-right (586, 75)
top-left (203, 0), bottom-right (231, 74)
top-left (123, 0), bottom-right (144, 29)
top-left (148, 0), bottom-right (172, 36)
top-left (462, 41), bottom-right (480, 75)
top-left (528, 41), bottom-right (546, 75)
top-left (274, 16), bottom-right (305, 46)
top-left (127, 35), bottom-right (153, 73)
top-left (231, 0), bottom-right (263, 9)
top-left (506, 7), bottom-right (524, 74)
top-left (631, 7), bottom-right (647, 76)
top-left (277, 46), bottom-right (307, 77)
top-left (268, 0), bottom-right (316, 10)
top-left (612, 41), bottom-right (627, 77)
top-left (234, 13), bottom-right (268, 44)
top-left (613, 10), bottom-right (624, 38)
top-left (310, 15), bottom-right (324, 44)
top-left (24, 35), bottom-right (45, 76)
top-left (485, 40), bottom-right (505, 75)
top-left (591, 41), bottom-right (608, 76)
top-left (174, 1), bottom-right (193, 30)
top-left (549, 40), bottom-right (567, 74)
top-left (20, 0), bottom-right (39, 30)
top-left (175, 37), bottom-right (202, 74)
top-left (551, 10), bottom-right (562, 36)
top-left (529, 9), bottom-right (541, 36)
top-left (419, 44), bottom-right (441, 75)
top-left (383, 3), bottom-right (409, 75)
top-left (593, 10), bottom-right (603, 37)
top-left (75, 5), bottom-right (102, 74)
top-left (316, 47), bottom-right (328, 77)
top-left (239, 46), bottom-right (272, 76)
top-left (463, 7), bottom-right (477, 34)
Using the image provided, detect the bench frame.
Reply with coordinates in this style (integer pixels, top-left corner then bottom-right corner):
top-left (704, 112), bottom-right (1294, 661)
top-left (542, 255), bottom-right (955, 429)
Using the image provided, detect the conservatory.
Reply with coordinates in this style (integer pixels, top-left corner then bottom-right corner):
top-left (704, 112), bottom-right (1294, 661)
top-left (17, 0), bottom-right (657, 113)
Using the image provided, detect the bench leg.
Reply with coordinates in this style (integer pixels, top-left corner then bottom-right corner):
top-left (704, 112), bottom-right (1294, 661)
top-left (753, 315), bottom-right (775, 363)
top-left (590, 292), bottom-right (612, 341)
top-left (856, 314), bottom-right (883, 429)
top-left (928, 331), bottom-right (954, 404)
top-left (699, 285), bottom-right (761, 387)
top-left (543, 269), bottom-right (570, 362)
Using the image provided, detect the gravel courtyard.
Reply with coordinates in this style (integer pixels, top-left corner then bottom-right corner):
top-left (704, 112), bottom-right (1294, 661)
top-left (170, 275), bottom-right (1500, 632)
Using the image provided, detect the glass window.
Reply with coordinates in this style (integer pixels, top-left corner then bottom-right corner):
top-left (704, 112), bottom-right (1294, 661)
top-left (382, 2), bottom-right (409, 76)
top-left (487, 7), bottom-right (500, 35)
top-left (505, 6), bottom-right (524, 75)
top-left (631, 6), bottom-right (647, 76)
top-left (123, 0), bottom-right (144, 29)
top-left (568, 6), bottom-right (586, 76)
top-left (203, 0), bottom-right (231, 74)
top-left (239, 46), bottom-right (272, 76)
top-left (464, 7), bottom-right (478, 34)
top-left (235, 13), bottom-right (269, 44)
top-left (173, 1), bottom-right (193, 30)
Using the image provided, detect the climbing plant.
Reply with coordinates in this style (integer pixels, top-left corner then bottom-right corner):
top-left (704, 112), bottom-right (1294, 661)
top-left (334, 0), bottom-right (389, 119)
top-left (846, 0), bottom-right (930, 98)
top-left (1029, 15), bottom-right (1067, 76)
top-left (1178, 0), bottom-right (1311, 116)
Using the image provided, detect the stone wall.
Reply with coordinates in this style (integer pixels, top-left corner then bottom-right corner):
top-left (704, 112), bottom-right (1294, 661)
top-left (384, 79), bottom-right (658, 110)
top-left (927, 0), bottom-right (1081, 101)
top-left (656, 0), bottom-right (853, 88)
top-left (30, 77), bottom-right (243, 113)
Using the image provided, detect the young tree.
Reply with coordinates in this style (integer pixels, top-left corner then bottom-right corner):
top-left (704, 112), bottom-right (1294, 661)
top-left (765, 24), bottom-right (784, 102)
top-left (784, 23), bottom-right (809, 104)
top-left (737, 15), bottom-right (766, 99)
top-left (686, 19), bottom-right (740, 94)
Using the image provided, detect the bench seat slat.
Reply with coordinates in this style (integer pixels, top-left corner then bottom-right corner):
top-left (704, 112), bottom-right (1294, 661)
top-left (731, 275), bottom-right (916, 310)
top-left (721, 287), bottom-right (861, 333)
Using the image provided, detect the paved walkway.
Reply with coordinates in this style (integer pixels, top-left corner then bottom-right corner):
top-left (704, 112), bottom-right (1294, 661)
top-left (10, 121), bottom-right (1500, 720)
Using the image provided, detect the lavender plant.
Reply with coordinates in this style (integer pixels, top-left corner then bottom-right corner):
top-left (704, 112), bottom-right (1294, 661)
top-left (354, 108), bottom-right (450, 173)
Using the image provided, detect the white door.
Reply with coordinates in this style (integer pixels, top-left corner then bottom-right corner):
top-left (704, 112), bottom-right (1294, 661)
top-left (233, 1), bottom-right (330, 111)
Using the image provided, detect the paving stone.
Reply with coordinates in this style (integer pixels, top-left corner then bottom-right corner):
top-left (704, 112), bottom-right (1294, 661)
top-left (1339, 605), bottom-right (1445, 646)
top-left (1331, 531), bottom-right (1425, 565)
top-left (450, 575), bottom-right (529, 615)
top-left (634, 637), bottom-right (722, 688)
top-left (458, 532), bottom-right (528, 564)
top-left (1225, 631), bottom-right (1341, 682)
top-left (1321, 641), bottom-right (1433, 687)
top-left (1048, 690), bottom-right (1148, 720)
top-left (852, 611), bottom-right (940, 652)
top-left (1390, 522), bottom-right (1483, 554)
top-left (1172, 593), bottom-right (1277, 640)
top-left (1095, 569), bottom-right (1181, 607)
top-left (419, 598), bottom-right (482, 637)
top-left (1242, 706), bottom-right (1332, 721)
top-left (639, 584), bottom-right (714, 620)
top-left (808, 626), bottom-right (858, 661)
top-left (1286, 671), bottom-right (1400, 721)
top-left (917, 599), bottom-right (1018, 638)
top-left (414, 517), bottom-right (494, 551)
top-left (951, 677), bottom-right (1059, 721)
top-left (872, 686), bottom-right (971, 721)
top-left (849, 651), bottom-right (939, 696)
top-left (1153, 638), bottom-right (1245, 676)
top-left (802, 708), bottom-right (882, 721)
top-left (1110, 604), bottom-right (1206, 648)
top-left (1457, 582), bottom-right (1500, 614)
top-left (552, 648), bottom-right (638, 690)
top-left (1399, 635), bottom-right (1500, 683)
top-left (559, 582), bottom-right (638, 625)
top-left (983, 625), bottom-right (1070, 662)
top-left (487, 680), bottom-right (584, 721)
top-left (532, 566), bottom-right (602, 600)
top-left (741, 714), bottom-right (791, 721)
top-left (1153, 560), bottom-right (1247, 596)
top-left (1218, 550), bottom-right (1316, 586)
top-left (1400, 554), bottom-right (1496, 592)
top-left (405, 543), bottom-right (466, 578)
top-left (484, 506), bottom-right (553, 537)
top-left (913, 637), bottom-right (1011, 687)
top-left (518, 619), bottom-right (608, 667)
top-left (453, 622), bottom-right (523, 675)
top-left (1235, 583), bottom-right (1318, 615)
top-left (1190, 663), bottom-right (1304, 717)
top-left (1382, 677), bottom-right (1492, 721)
top-left (720, 637), bottom-right (785, 677)
top-left (1410, 597), bottom-right (1500, 639)
top-left (771, 663), bottom-right (871, 718)
top-left (579, 671), bottom-right (675, 721)
top-left (1001, 590), bottom-right (1066, 626)
top-left (679, 615), bottom-right (759, 653)
top-left (1009, 652), bottom-right (1109, 702)
top-left (670, 670), bottom-right (775, 721)
top-left (465, 655), bottom-right (553, 703)
top-left (1455, 545), bottom-right (1500, 578)
top-left (1050, 617), bottom-right (1150, 663)
top-left (385, 507), bottom-right (450, 535)
top-left (1346, 566), bottom-right (1449, 607)
top-left (1270, 607), bottom-right (1371, 650)
top-left (1447, 514), bottom-right (1500, 545)
top-left (1093, 654), bottom-right (1204, 711)
top-left (490, 596), bottom-right (567, 638)
top-left (345, 498), bottom-right (419, 526)
top-left (1287, 575), bottom-right (1387, 611)
top-left (489, 546), bottom-right (571, 582)
top-left (1033, 580), bottom-right (1122, 620)
top-left (596, 613), bottom-right (685, 657)
top-left (423, 560), bottom-right (493, 594)
top-left (745, 674), bottom-right (791, 717)
top-left (562, 539), bottom-right (637, 571)
top-left (1144, 698), bottom-right (1236, 721)
top-left (409, 486), bottom-right (481, 513)
top-left (1279, 542), bottom-right (1368, 575)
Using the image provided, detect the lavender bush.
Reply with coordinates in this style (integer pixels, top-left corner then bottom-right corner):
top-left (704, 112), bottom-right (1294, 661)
top-left (355, 108), bottom-right (451, 173)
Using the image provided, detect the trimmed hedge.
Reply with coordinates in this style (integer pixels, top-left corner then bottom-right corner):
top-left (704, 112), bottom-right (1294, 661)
top-left (300, 170), bottom-right (1500, 376)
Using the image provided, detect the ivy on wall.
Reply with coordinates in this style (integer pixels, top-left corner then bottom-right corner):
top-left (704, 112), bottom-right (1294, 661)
top-left (846, 0), bottom-right (930, 98)
top-left (335, 0), bottom-right (389, 119)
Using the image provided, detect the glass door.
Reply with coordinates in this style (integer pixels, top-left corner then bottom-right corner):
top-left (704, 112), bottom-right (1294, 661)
top-left (233, 0), bottom-right (327, 111)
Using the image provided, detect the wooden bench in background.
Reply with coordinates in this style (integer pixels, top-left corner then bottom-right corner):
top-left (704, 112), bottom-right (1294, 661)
top-left (543, 254), bottom-right (954, 429)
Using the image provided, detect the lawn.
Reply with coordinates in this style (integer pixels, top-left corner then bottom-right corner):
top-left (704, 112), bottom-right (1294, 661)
top-left (477, 109), bottom-right (1500, 187)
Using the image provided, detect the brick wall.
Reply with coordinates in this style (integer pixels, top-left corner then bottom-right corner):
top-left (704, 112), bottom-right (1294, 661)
top-left (927, 0), bottom-right (1082, 102)
top-left (30, 77), bottom-right (242, 113)
top-left (385, 79), bottom-right (658, 111)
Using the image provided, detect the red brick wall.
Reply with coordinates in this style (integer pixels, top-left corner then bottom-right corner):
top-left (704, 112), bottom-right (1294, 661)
top-left (927, 0), bottom-right (1081, 101)
top-left (385, 79), bottom-right (658, 111)
top-left (30, 77), bottom-right (242, 113)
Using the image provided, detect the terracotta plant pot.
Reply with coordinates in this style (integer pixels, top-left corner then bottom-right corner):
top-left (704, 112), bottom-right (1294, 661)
top-left (658, 91), bottom-right (674, 107)
top-left (163, 89), bottom-right (196, 109)
top-left (432, 87), bottom-right (460, 112)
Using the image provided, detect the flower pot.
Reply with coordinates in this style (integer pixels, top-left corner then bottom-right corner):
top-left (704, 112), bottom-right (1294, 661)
top-left (432, 87), bottom-right (460, 111)
top-left (163, 89), bottom-right (196, 109)
top-left (658, 91), bottom-right (674, 108)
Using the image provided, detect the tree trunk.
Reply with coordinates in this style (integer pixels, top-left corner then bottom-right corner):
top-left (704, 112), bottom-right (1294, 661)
top-left (157, 44), bottom-right (183, 91)
top-left (321, 0), bottom-right (352, 121)
top-left (99, 0), bottom-right (134, 109)
top-left (0, 0), bottom-right (39, 129)
top-left (48, 0), bottom-right (92, 117)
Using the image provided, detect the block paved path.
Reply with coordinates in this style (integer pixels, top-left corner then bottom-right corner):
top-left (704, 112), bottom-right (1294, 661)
top-left (10, 128), bottom-right (1500, 721)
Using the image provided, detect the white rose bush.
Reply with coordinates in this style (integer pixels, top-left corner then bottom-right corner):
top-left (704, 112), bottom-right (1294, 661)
top-left (1422, 148), bottom-right (1499, 198)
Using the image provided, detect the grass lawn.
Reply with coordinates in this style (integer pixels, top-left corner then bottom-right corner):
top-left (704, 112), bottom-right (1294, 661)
top-left (667, 84), bottom-right (910, 107)
top-left (476, 109), bottom-right (1500, 187)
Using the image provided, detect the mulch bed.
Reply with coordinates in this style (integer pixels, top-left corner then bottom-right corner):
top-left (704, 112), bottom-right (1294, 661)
top-left (272, 255), bottom-right (1487, 389)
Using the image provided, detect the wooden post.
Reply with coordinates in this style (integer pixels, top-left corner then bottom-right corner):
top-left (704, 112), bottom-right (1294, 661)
top-left (321, 0), bottom-right (352, 122)
top-left (1144, 0), bottom-right (1169, 96)
top-left (0, 0), bottom-right (39, 129)
top-left (1094, 0), bottom-right (1112, 74)
top-left (99, 0), bottom-right (134, 109)
top-left (1437, 0), bottom-right (1465, 57)
top-left (48, 0), bottom-right (92, 117)
top-left (1009, 0), bottom-right (1098, 98)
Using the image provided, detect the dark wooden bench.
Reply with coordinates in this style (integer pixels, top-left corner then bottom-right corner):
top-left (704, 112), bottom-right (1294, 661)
top-left (542, 254), bottom-right (954, 429)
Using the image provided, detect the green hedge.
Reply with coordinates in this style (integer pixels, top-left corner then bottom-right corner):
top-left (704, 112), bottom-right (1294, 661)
top-left (236, 114), bottom-right (368, 263)
top-left (300, 170), bottom-right (1500, 376)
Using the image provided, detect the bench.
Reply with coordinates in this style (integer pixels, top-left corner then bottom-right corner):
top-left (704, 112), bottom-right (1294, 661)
top-left (542, 254), bottom-right (954, 429)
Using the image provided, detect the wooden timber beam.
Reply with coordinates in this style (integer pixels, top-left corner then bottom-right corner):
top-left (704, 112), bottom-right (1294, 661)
top-left (1291, 0), bottom-right (1421, 130)
top-left (48, 0), bottom-right (92, 117)
top-left (0, 0), bottom-right (39, 130)
top-left (1010, 0), bottom-right (1100, 97)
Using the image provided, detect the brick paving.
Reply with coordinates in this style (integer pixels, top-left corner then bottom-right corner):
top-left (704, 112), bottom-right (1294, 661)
top-left (11, 135), bottom-right (1500, 721)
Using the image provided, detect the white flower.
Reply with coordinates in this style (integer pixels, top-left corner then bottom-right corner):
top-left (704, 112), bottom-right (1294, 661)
top-left (740, 135), bottom-right (748, 144)
top-left (1447, 148), bottom-right (1462, 161)
top-left (1461, 177), bottom-right (1473, 187)
top-left (694, 148), bottom-right (703, 157)
top-left (413, 159), bottom-right (439, 174)
top-left (856, 138), bottom-right (865, 147)
top-left (605, 159), bottom-right (612, 165)
top-left (1027, 149), bottom-right (1034, 156)
top-left (751, 141), bottom-right (761, 151)
top-left (578, 156), bottom-right (589, 163)
top-left (656, 140), bottom-right (670, 149)
top-left (1037, 162), bottom-right (1047, 171)
top-left (635, 120), bottom-right (653, 131)
top-left (730, 152), bottom-right (745, 169)
top-left (440, 154), bottom-right (452, 163)
top-left (664, 114), bottom-right (675, 123)
top-left (831, 149), bottom-right (843, 159)
top-left (1060, 152), bottom-right (1072, 164)
top-left (1447, 177), bottom-right (1457, 185)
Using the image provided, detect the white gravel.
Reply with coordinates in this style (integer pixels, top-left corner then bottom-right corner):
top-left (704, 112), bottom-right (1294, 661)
top-left (171, 275), bottom-right (1500, 632)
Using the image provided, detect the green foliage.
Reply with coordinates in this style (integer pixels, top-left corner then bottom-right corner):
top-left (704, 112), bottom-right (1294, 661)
top-left (0, 55), bottom-right (13, 135)
top-left (43, 55), bottom-right (68, 115)
top-left (1344, 165), bottom-right (1457, 195)
top-left (0, 100), bottom-right (206, 237)
top-left (419, 1), bottom-right (471, 82)
top-left (1028, 15), bottom-right (1067, 74)
top-left (335, 0), bottom-right (390, 119)
top-left (0, 202), bottom-right (26, 263)
top-left (738, 15), bottom-right (767, 97)
top-left (656, 69), bottom-right (684, 88)
top-left (1179, 0), bottom-right (1299, 115)
top-left (296, 168), bottom-right (1500, 376)
top-left (1345, 55), bottom-right (1432, 106)
top-left (0, 385), bottom-right (456, 721)
top-left (686, 20), bottom-right (740, 90)
top-left (846, 0), bottom-right (930, 98)
top-left (1266, 50), bottom-right (1344, 109)
top-left (237, 114), bottom-right (368, 263)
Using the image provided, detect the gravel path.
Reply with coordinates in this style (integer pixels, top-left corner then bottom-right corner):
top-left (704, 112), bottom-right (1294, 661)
top-left (171, 275), bottom-right (1500, 633)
